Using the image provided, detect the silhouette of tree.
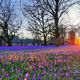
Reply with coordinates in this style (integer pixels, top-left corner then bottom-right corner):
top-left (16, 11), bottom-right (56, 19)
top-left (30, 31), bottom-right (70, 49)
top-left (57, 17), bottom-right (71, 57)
top-left (0, 0), bottom-right (22, 46)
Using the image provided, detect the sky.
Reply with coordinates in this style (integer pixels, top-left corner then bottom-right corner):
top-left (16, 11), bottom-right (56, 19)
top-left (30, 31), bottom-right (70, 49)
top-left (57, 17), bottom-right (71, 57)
top-left (66, 5), bottom-right (80, 25)
top-left (15, 0), bottom-right (80, 39)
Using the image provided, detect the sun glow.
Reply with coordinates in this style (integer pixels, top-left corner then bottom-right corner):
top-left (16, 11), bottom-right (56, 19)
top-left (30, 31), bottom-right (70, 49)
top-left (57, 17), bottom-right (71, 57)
top-left (75, 38), bottom-right (80, 45)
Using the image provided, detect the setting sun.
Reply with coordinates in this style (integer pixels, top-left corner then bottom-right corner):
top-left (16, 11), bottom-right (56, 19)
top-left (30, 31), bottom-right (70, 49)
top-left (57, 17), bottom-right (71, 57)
top-left (75, 38), bottom-right (80, 45)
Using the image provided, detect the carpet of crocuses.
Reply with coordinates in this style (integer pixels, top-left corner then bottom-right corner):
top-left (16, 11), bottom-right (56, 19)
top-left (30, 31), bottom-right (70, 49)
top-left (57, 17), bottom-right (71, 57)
top-left (0, 46), bottom-right (80, 80)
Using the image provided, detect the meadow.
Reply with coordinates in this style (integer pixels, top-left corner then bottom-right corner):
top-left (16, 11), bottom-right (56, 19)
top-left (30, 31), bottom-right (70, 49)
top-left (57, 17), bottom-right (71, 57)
top-left (0, 46), bottom-right (80, 80)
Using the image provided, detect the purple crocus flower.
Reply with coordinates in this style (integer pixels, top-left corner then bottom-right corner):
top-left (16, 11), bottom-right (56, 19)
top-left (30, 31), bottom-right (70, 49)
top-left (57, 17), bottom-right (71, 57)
top-left (32, 74), bottom-right (36, 80)
top-left (65, 72), bottom-right (69, 77)
top-left (25, 72), bottom-right (30, 78)
top-left (5, 73), bottom-right (9, 78)
top-left (0, 75), bottom-right (2, 78)
top-left (38, 74), bottom-right (41, 80)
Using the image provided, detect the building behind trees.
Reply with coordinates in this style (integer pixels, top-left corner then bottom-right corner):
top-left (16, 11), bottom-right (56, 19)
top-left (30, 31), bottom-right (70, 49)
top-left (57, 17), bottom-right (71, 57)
top-left (68, 31), bottom-right (76, 45)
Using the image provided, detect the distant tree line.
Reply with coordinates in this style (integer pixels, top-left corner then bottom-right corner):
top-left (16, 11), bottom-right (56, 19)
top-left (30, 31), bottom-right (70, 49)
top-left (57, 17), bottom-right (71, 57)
top-left (12, 36), bottom-right (43, 46)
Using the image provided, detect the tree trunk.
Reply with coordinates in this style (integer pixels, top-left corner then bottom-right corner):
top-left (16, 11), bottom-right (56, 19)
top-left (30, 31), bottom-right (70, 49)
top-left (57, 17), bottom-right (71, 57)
top-left (55, 0), bottom-right (59, 39)
top-left (0, 39), bottom-right (2, 46)
top-left (55, 22), bottom-right (59, 38)
top-left (54, 17), bottom-right (60, 46)
top-left (7, 40), bottom-right (12, 46)
top-left (44, 36), bottom-right (47, 46)
top-left (54, 0), bottom-right (60, 46)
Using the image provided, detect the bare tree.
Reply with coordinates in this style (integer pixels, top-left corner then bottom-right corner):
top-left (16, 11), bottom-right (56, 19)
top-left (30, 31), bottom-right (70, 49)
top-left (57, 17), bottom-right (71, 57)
top-left (23, 1), bottom-right (51, 45)
top-left (0, 0), bottom-right (22, 46)
top-left (37, 0), bottom-right (80, 41)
